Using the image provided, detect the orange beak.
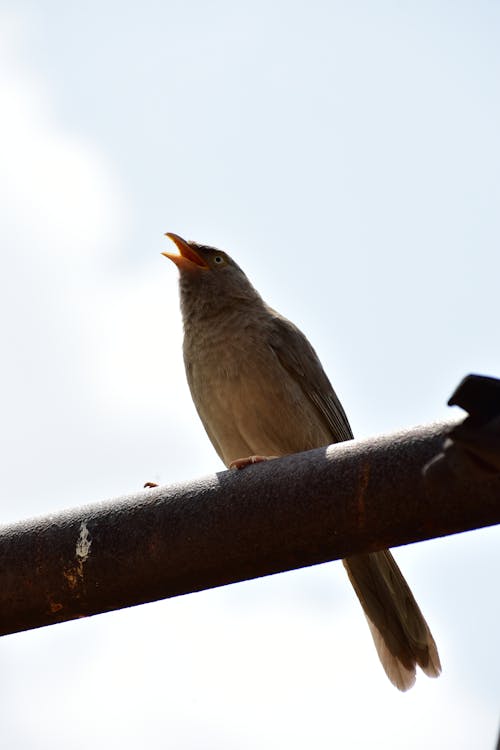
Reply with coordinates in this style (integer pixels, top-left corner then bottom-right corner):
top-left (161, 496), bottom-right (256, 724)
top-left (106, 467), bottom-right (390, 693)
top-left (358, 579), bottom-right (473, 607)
top-left (162, 232), bottom-right (209, 271)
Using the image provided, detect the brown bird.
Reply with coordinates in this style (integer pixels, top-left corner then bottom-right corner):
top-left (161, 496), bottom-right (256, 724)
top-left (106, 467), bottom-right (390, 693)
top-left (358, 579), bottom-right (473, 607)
top-left (162, 231), bottom-right (441, 691)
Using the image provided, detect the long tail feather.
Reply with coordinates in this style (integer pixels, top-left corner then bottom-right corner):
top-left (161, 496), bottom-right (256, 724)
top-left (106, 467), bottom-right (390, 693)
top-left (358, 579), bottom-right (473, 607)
top-left (343, 550), bottom-right (441, 691)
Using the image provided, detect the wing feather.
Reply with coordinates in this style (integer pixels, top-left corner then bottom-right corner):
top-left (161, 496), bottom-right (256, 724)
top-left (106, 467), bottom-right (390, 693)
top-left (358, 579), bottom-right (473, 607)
top-left (267, 311), bottom-right (353, 444)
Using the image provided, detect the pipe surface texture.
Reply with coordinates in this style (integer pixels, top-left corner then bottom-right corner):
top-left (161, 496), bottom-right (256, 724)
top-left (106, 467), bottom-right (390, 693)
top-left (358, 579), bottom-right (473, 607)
top-left (1, 420), bottom-right (499, 637)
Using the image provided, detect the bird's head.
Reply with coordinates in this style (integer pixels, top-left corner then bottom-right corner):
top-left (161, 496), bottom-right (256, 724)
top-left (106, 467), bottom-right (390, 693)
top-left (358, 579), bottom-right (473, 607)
top-left (162, 232), bottom-right (262, 316)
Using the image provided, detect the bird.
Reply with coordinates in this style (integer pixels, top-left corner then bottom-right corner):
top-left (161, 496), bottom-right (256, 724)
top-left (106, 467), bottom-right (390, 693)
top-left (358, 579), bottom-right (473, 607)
top-left (162, 231), bottom-right (441, 691)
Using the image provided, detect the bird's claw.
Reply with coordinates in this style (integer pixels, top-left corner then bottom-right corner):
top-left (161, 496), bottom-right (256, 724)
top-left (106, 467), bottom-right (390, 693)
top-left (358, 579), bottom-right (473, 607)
top-left (229, 455), bottom-right (278, 470)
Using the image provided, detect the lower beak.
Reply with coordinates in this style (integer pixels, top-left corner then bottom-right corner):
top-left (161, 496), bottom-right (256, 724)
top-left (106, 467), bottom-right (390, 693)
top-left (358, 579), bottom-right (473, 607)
top-left (162, 233), bottom-right (208, 271)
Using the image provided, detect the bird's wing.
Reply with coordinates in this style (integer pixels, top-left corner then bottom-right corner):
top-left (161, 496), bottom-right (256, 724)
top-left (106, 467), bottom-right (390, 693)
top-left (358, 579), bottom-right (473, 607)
top-left (267, 311), bottom-right (354, 443)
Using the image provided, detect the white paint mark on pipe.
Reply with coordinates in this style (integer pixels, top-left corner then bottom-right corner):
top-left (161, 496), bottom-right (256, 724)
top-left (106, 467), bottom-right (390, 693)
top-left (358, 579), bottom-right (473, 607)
top-left (76, 522), bottom-right (91, 564)
top-left (63, 522), bottom-right (92, 591)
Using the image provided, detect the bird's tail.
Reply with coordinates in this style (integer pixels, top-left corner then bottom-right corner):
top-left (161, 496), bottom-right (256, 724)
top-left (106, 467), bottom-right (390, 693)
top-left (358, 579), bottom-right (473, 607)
top-left (343, 549), bottom-right (441, 691)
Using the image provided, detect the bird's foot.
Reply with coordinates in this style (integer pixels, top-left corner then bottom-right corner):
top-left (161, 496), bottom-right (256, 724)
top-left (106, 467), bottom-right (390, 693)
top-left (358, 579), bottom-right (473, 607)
top-left (144, 481), bottom-right (159, 488)
top-left (229, 455), bottom-right (278, 470)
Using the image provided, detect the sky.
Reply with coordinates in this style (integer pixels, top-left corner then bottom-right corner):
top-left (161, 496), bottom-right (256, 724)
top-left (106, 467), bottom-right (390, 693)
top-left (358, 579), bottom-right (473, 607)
top-left (0, 1), bottom-right (499, 747)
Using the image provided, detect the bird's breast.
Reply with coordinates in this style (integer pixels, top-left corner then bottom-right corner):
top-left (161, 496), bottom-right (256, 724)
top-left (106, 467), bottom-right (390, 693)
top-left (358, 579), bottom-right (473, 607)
top-left (183, 323), bottom-right (331, 466)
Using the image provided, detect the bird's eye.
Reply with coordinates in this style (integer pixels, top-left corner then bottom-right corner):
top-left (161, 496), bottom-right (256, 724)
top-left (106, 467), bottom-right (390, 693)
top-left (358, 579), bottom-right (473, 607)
top-left (214, 255), bottom-right (224, 264)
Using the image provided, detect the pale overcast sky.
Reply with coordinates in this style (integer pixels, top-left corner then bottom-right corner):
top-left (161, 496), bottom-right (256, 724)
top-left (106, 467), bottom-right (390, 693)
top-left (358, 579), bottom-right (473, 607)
top-left (1, 2), bottom-right (499, 748)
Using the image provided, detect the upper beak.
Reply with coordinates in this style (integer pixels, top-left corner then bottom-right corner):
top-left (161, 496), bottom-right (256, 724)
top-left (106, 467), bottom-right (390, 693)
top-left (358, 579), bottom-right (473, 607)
top-left (162, 232), bottom-right (209, 271)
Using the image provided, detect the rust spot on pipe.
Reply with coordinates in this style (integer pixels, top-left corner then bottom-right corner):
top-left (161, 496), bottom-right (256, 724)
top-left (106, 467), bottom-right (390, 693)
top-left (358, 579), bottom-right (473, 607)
top-left (356, 460), bottom-right (371, 531)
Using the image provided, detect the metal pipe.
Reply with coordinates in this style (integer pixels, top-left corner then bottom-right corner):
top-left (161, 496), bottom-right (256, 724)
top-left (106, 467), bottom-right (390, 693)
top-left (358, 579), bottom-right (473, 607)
top-left (0, 420), bottom-right (499, 637)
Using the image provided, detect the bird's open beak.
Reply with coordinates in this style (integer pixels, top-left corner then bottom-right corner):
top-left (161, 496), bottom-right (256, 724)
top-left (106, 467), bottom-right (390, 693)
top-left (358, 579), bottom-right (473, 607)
top-left (162, 233), bottom-right (209, 271)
